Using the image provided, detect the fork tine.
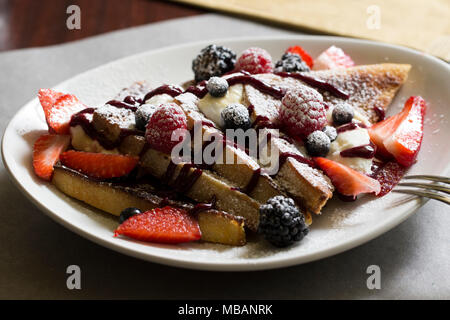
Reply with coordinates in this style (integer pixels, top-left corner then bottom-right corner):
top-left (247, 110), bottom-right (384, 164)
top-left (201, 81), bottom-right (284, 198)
top-left (393, 189), bottom-right (450, 205)
top-left (403, 175), bottom-right (450, 184)
top-left (397, 182), bottom-right (450, 195)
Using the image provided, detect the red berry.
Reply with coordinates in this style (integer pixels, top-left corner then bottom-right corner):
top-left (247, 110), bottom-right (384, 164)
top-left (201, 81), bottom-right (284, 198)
top-left (369, 96), bottom-right (426, 167)
top-left (235, 47), bottom-right (273, 74)
top-left (33, 134), bottom-right (70, 181)
top-left (38, 89), bottom-right (86, 134)
top-left (313, 46), bottom-right (355, 70)
top-left (60, 151), bottom-right (139, 179)
top-left (286, 45), bottom-right (314, 68)
top-left (114, 206), bottom-right (201, 244)
top-left (145, 103), bottom-right (187, 154)
top-left (315, 157), bottom-right (381, 197)
top-left (38, 89), bottom-right (64, 112)
top-left (279, 86), bottom-right (327, 138)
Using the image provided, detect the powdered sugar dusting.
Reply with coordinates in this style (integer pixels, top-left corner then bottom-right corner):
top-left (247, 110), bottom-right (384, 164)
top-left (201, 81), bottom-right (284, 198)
top-left (95, 104), bottom-right (135, 129)
top-left (244, 84), bottom-right (281, 126)
top-left (288, 158), bottom-right (333, 190)
top-left (308, 64), bottom-right (411, 123)
top-left (114, 81), bottom-right (150, 101)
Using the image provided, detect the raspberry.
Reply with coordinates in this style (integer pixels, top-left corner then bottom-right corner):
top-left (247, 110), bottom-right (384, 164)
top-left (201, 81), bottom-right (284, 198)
top-left (235, 47), bottom-right (273, 74)
top-left (279, 86), bottom-right (327, 138)
top-left (145, 103), bottom-right (187, 154)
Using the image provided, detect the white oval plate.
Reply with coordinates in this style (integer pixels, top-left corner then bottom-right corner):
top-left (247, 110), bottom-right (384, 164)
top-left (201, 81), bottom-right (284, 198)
top-left (2, 36), bottom-right (450, 271)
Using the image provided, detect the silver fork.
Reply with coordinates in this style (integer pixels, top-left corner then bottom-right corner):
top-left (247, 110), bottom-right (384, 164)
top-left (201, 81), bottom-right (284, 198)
top-left (393, 175), bottom-right (450, 205)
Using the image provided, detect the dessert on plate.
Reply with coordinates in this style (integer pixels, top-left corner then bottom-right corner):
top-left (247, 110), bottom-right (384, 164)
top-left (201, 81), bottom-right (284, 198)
top-left (32, 43), bottom-right (426, 248)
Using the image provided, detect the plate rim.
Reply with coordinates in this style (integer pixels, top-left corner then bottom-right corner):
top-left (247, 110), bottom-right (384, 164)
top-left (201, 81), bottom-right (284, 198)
top-left (2, 34), bottom-right (449, 271)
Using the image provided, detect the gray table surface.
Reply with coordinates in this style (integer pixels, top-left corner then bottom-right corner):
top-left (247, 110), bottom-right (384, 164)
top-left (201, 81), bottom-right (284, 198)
top-left (0, 14), bottom-right (449, 300)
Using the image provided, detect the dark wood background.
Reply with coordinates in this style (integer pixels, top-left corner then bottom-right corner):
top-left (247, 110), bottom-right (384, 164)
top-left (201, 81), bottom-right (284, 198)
top-left (0, 0), bottom-right (205, 52)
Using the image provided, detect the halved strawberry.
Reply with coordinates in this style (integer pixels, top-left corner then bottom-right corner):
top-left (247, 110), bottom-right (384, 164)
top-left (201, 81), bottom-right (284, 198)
top-left (38, 89), bottom-right (86, 134)
top-left (60, 151), bottom-right (139, 179)
top-left (114, 206), bottom-right (201, 244)
top-left (33, 134), bottom-right (70, 181)
top-left (286, 45), bottom-right (314, 68)
top-left (315, 157), bottom-right (381, 197)
top-left (313, 46), bottom-right (355, 70)
top-left (369, 96), bottom-right (426, 167)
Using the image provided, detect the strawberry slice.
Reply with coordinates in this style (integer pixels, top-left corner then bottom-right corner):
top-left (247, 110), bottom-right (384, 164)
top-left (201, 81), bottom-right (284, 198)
top-left (38, 89), bottom-right (86, 134)
top-left (315, 157), bottom-right (381, 197)
top-left (38, 89), bottom-right (64, 112)
top-left (313, 46), bottom-right (355, 70)
top-left (33, 134), bottom-right (70, 181)
top-left (286, 45), bottom-right (314, 68)
top-left (60, 151), bottom-right (139, 179)
top-left (369, 96), bottom-right (426, 167)
top-left (114, 206), bottom-right (201, 244)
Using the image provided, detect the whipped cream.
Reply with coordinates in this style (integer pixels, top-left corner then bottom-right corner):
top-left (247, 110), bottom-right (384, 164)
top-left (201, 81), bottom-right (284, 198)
top-left (197, 84), bottom-right (245, 127)
top-left (327, 127), bottom-right (373, 174)
top-left (145, 93), bottom-right (174, 107)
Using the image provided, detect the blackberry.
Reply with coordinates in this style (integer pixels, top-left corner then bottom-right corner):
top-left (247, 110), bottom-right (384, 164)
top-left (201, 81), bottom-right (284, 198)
top-left (332, 102), bottom-right (354, 125)
top-left (258, 196), bottom-right (309, 247)
top-left (322, 125), bottom-right (337, 142)
top-left (135, 103), bottom-right (158, 131)
top-left (275, 53), bottom-right (310, 73)
top-left (119, 207), bottom-right (141, 224)
top-left (221, 103), bottom-right (251, 130)
top-left (305, 130), bottom-right (331, 156)
top-left (206, 76), bottom-right (229, 97)
top-left (192, 44), bottom-right (236, 82)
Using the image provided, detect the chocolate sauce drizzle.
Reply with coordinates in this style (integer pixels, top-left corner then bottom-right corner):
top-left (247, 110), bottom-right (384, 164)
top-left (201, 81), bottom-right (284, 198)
top-left (277, 152), bottom-right (316, 171)
top-left (336, 122), bottom-right (367, 134)
top-left (142, 84), bottom-right (183, 104)
top-left (190, 196), bottom-right (217, 215)
top-left (105, 100), bottom-right (137, 111)
top-left (373, 106), bottom-right (385, 121)
top-left (184, 74), bottom-right (285, 100)
top-left (70, 69), bottom-right (356, 200)
top-left (275, 72), bottom-right (350, 100)
top-left (340, 143), bottom-right (376, 159)
top-left (227, 74), bottom-right (285, 99)
top-left (123, 95), bottom-right (143, 105)
top-left (160, 161), bottom-right (203, 194)
top-left (184, 81), bottom-right (208, 98)
top-left (231, 168), bottom-right (262, 195)
top-left (247, 105), bottom-right (277, 129)
top-left (69, 107), bottom-right (143, 150)
top-left (187, 129), bottom-right (262, 196)
top-left (184, 71), bottom-right (349, 101)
